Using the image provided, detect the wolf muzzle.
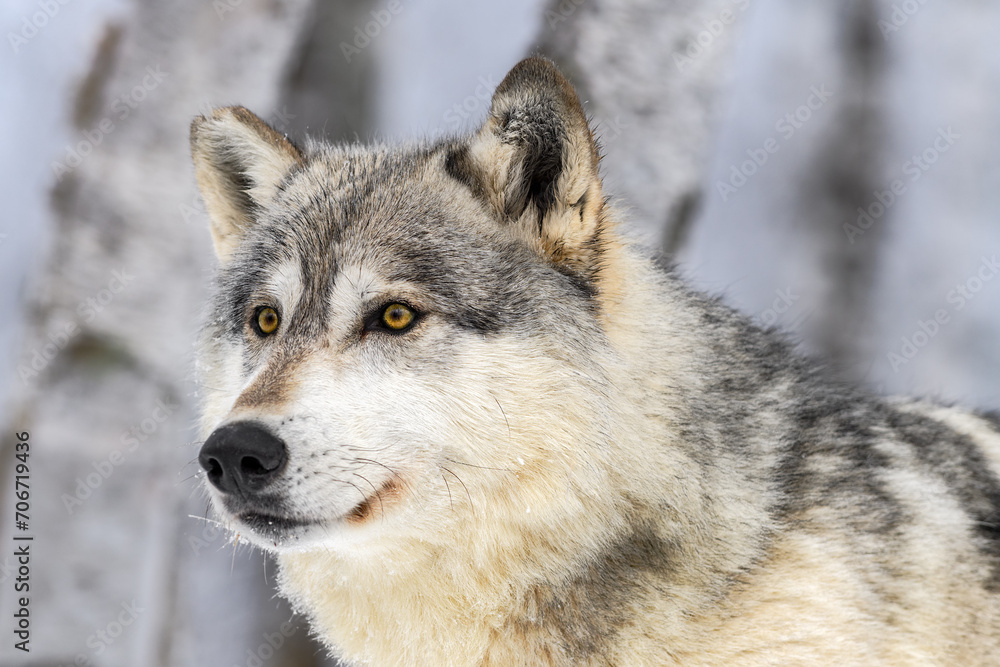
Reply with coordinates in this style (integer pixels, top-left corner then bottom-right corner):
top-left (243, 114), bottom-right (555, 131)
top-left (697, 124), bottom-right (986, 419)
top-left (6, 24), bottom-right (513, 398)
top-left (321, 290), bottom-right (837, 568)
top-left (199, 421), bottom-right (288, 496)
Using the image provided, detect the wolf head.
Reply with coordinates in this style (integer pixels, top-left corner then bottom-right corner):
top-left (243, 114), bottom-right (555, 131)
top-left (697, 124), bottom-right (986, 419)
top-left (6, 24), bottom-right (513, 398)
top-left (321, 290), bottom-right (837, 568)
top-left (191, 58), bottom-right (629, 553)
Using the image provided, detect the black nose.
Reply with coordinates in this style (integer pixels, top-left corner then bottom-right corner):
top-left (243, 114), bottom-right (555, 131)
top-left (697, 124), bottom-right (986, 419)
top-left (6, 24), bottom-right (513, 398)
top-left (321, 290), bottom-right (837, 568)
top-left (199, 422), bottom-right (288, 495)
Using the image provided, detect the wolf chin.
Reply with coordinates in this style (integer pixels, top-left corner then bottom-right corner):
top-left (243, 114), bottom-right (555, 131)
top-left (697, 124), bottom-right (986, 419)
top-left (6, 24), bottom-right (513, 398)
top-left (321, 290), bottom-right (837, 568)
top-left (190, 58), bottom-right (1000, 665)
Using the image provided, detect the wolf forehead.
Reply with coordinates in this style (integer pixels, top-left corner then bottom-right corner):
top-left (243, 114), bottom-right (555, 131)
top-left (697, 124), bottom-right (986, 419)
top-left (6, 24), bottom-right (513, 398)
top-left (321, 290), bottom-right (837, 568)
top-left (212, 141), bottom-right (596, 338)
top-left (195, 58), bottom-right (609, 344)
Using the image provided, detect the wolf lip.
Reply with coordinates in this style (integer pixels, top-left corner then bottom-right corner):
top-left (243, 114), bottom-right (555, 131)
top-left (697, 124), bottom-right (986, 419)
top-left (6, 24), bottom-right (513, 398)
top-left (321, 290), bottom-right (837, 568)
top-left (237, 511), bottom-right (310, 536)
top-left (343, 476), bottom-right (403, 524)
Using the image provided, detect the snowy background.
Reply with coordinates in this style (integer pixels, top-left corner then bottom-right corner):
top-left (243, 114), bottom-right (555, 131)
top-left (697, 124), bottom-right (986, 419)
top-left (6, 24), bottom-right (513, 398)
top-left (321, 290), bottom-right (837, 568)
top-left (0, 0), bottom-right (998, 665)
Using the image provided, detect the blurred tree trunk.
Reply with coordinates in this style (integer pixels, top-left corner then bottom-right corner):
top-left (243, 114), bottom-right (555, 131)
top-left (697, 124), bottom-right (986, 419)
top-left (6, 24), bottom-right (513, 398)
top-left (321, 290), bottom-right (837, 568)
top-left (0, 0), bottom-right (361, 664)
top-left (677, 0), bottom-right (1000, 406)
top-left (536, 0), bottom-right (752, 248)
top-left (679, 0), bottom-right (891, 384)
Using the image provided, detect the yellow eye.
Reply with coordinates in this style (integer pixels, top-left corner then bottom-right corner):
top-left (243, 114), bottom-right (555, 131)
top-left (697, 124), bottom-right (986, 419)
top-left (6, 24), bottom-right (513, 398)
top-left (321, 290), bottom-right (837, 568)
top-left (381, 303), bottom-right (415, 331)
top-left (255, 306), bottom-right (280, 335)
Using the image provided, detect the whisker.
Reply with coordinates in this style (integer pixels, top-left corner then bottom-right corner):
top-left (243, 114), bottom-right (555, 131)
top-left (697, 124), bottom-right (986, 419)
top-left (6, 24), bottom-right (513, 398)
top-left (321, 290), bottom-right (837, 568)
top-left (492, 394), bottom-right (512, 444)
top-left (354, 457), bottom-right (418, 507)
top-left (321, 441), bottom-right (393, 454)
top-left (441, 466), bottom-right (474, 518)
top-left (353, 472), bottom-right (384, 520)
top-left (187, 514), bottom-right (225, 528)
top-left (315, 471), bottom-right (368, 508)
top-left (441, 472), bottom-right (454, 512)
top-left (354, 457), bottom-right (397, 475)
top-left (187, 378), bottom-right (232, 392)
top-left (176, 472), bottom-right (202, 485)
top-left (444, 457), bottom-right (516, 473)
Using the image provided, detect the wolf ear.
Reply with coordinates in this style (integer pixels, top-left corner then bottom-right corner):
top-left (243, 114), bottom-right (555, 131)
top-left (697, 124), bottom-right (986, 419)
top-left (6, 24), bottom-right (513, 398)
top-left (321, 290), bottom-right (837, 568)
top-left (190, 106), bottom-right (303, 262)
top-left (447, 57), bottom-right (605, 272)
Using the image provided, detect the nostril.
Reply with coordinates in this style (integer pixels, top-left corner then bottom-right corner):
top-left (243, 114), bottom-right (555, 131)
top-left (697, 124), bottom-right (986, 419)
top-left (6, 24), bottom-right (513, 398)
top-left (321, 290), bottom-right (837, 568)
top-left (205, 456), bottom-right (224, 482)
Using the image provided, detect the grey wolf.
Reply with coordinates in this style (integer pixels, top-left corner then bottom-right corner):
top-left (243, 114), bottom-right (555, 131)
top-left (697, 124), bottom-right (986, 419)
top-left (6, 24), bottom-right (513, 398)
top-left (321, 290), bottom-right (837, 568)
top-left (190, 57), bottom-right (1000, 665)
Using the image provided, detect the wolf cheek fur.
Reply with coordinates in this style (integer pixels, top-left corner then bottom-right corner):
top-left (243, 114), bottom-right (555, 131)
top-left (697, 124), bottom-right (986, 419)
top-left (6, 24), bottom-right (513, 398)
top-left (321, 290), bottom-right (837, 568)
top-left (190, 57), bottom-right (1000, 665)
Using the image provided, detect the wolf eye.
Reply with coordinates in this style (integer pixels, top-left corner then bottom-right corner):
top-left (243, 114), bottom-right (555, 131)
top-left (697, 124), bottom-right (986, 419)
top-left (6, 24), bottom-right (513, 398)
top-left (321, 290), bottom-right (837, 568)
top-left (253, 306), bottom-right (280, 336)
top-left (380, 303), bottom-right (416, 332)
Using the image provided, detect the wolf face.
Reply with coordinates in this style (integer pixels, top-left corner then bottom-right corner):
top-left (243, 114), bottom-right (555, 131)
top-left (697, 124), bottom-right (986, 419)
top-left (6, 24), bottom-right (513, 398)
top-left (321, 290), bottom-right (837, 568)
top-left (192, 60), bottom-right (624, 554)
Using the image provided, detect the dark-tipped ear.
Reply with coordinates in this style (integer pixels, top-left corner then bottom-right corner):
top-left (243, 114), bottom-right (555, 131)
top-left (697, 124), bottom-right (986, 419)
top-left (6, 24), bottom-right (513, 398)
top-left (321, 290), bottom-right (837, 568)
top-left (447, 57), bottom-right (605, 271)
top-left (190, 106), bottom-right (303, 262)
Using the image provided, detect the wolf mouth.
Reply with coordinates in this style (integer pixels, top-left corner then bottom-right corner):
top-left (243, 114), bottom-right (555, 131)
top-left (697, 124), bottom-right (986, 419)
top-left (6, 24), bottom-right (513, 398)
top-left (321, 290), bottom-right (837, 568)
top-left (233, 476), bottom-right (402, 540)
top-left (237, 511), bottom-right (312, 538)
top-left (344, 476), bottom-right (403, 524)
